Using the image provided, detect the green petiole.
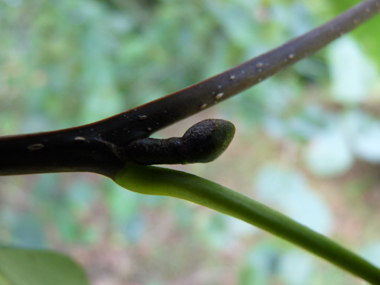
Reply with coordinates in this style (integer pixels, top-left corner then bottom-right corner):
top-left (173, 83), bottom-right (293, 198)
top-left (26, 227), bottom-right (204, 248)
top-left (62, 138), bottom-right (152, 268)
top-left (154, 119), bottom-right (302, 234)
top-left (115, 162), bottom-right (380, 284)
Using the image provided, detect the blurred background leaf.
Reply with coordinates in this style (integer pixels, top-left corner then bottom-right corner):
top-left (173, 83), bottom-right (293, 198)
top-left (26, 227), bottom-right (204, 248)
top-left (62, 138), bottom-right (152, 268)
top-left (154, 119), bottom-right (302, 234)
top-left (1, 0), bottom-right (380, 284)
top-left (0, 247), bottom-right (88, 285)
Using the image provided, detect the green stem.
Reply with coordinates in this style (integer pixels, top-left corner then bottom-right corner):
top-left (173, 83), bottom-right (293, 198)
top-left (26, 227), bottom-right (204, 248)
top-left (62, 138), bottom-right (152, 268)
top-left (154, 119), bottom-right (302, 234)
top-left (115, 162), bottom-right (380, 284)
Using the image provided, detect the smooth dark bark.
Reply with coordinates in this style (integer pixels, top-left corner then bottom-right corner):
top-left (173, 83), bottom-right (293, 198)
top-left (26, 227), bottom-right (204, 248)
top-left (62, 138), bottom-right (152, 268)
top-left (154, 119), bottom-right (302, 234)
top-left (1, 0), bottom-right (379, 178)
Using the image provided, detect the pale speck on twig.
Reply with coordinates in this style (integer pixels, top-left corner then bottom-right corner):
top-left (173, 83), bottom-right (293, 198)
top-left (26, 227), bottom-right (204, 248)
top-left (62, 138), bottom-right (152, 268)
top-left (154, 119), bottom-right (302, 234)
top-left (27, 143), bottom-right (44, 151)
top-left (74, 136), bottom-right (86, 141)
top-left (215, 93), bottom-right (224, 100)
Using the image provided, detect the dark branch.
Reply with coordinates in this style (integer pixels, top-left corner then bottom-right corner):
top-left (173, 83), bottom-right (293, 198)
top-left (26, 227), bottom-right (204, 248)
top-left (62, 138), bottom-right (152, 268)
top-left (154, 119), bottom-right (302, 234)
top-left (1, 0), bottom-right (379, 178)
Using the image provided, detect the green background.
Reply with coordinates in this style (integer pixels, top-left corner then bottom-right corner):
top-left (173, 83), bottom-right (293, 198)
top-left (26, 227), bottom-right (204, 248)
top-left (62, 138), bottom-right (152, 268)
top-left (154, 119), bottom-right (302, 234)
top-left (1, 0), bottom-right (380, 284)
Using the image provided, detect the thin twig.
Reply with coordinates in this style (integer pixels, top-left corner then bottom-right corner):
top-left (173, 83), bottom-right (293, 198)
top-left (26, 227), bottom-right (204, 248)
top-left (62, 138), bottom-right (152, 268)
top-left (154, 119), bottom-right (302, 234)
top-left (0, 0), bottom-right (379, 177)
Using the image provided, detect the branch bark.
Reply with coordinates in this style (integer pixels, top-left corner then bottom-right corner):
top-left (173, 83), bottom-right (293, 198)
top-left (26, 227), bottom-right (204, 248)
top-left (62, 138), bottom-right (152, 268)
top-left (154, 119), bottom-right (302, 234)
top-left (1, 0), bottom-right (379, 178)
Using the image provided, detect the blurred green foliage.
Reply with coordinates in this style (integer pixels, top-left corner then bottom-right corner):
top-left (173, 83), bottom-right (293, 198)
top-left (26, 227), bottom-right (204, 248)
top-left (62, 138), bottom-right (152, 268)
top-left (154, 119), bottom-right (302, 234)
top-left (0, 246), bottom-right (88, 285)
top-left (1, 0), bottom-right (380, 284)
